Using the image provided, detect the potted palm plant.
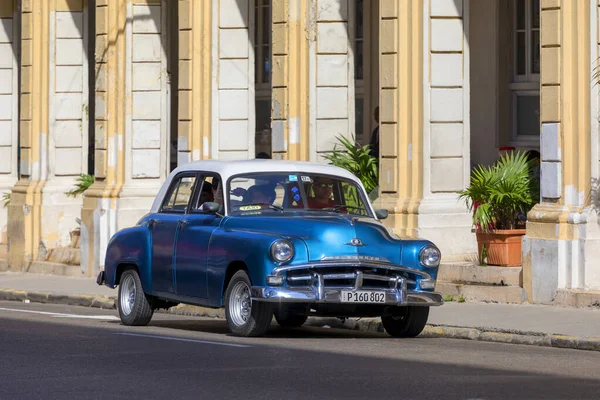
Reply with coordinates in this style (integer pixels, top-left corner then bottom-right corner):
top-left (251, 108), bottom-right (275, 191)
top-left (322, 135), bottom-right (379, 195)
top-left (459, 151), bottom-right (539, 266)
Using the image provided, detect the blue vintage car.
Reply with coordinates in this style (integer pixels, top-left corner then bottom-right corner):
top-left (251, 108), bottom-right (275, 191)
top-left (97, 160), bottom-right (443, 337)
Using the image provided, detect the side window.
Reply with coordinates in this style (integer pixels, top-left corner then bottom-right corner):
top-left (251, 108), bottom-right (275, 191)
top-left (161, 175), bottom-right (197, 213)
top-left (191, 175), bottom-right (224, 212)
top-left (340, 182), bottom-right (368, 216)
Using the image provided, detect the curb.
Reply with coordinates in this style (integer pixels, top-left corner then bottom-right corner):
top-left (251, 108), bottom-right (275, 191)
top-left (1, 289), bottom-right (599, 352)
top-left (0, 289), bottom-right (115, 309)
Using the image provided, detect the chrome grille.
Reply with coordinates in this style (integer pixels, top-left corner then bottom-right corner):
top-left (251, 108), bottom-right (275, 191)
top-left (285, 266), bottom-right (420, 290)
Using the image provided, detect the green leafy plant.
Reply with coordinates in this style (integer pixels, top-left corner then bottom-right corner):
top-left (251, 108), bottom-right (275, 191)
top-left (2, 192), bottom-right (10, 208)
top-left (322, 135), bottom-right (379, 194)
top-left (442, 295), bottom-right (454, 302)
top-left (457, 294), bottom-right (466, 303)
top-left (459, 151), bottom-right (538, 231)
top-left (65, 174), bottom-right (95, 198)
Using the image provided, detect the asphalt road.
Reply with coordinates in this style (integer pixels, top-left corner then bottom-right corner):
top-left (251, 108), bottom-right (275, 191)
top-left (1, 301), bottom-right (599, 400)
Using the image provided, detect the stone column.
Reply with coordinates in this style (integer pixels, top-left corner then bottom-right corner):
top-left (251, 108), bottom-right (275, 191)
top-left (0, 1), bottom-right (19, 245)
top-left (117, 0), bottom-right (169, 230)
top-left (9, 0), bottom-right (89, 269)
top-left (377, 0), bottom-right (423, 234)
top-left (418, 0), bottom-right (475, 260)
top-left (213, 0), bottom-right (254, 160)
top-left (43, 0), bottom-right (90, 253)
top-left (311, 0), bottom-right (354, 162)
top-left (178, 0), bottom-right (212, 163)
top-left (271, 0), bottom-right (312, 161)
top-left (523, 0), bottom-right (600, 302)
top-left (377, 0), bottom-right (475, 261)
top-left (81, 0), bottom-right (170, 276)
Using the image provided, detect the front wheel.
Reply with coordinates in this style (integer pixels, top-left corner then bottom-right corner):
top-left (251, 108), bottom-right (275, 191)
top-left (117, 268), bottom-right (154, 326)
top-left (381, 306), bottom-right (429, 338)
top-left (224, 270), bottom-right (273, 337)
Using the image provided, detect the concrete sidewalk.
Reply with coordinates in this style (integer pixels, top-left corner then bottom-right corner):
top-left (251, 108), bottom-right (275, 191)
top-left (1, 271), bottom-right (599, 351)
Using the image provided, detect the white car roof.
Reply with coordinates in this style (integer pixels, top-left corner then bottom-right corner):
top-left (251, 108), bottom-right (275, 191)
top-left (150, 159), bottom-right (367, 213)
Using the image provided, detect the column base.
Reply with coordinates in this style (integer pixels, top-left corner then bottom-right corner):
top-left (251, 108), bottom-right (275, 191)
top-left (116, 182), bottom-right (163, 229)
top-left (523, 204), bottom-right (600, 303)
top-left (80, 181), bottom-right (162, 277)
top-left (376, 194), bottom-right (477, 262)
top-left (6, 179), bottom-right (43, 271)
top-left (417, 196), bottom-right (477, 262)
top-left (0, 177), bottom-right (17, 245)
top-left (39, 178), bottom-right (85, 252)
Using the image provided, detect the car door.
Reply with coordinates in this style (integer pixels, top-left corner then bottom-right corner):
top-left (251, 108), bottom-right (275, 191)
top-left (151, 173), bottom-right (198, 294)
top-left (174, 175), bottom-right (223, 299)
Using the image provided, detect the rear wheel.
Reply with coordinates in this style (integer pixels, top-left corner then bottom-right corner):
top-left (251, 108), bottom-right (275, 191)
top-left (117, 268), bottom-right (154, 326)
top-left (381, 306), bottom-right (429, 338)
top-left (274, 305), bottom-right (308, 328)
top-left (224, 270), bottom-right (273, 337)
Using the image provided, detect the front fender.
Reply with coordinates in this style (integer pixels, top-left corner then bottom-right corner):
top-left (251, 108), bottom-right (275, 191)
top-left (104, 225), bottom-right (152, 291)
top-left (206, 229), bottom-right (309, 305)
top-left (401, 239), bottom-right (441, 281)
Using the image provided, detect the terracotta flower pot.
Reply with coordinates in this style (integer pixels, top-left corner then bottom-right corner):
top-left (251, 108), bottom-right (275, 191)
top-left (474, 229), bottom-right (526, 267)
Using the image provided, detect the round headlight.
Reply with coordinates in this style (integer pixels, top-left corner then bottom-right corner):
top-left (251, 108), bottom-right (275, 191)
top-left (419, 245), bottom-right (441, 267)
top-left (270, 240), bottom-right (294, 263)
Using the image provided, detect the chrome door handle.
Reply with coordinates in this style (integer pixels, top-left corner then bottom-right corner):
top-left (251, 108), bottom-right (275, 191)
top-left (178, 220), bottom-right (188, 228)
top-left (148, 219), bottom-right (160, 229)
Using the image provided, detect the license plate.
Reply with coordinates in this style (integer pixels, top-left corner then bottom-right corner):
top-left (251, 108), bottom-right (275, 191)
top-left (341, 290), bottom-right (386, 303)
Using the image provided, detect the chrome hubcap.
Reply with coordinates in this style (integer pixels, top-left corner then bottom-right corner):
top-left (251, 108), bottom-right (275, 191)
top-left (229, 281), bottom-right (252, 326)
top-left (120, 274), bottom-right (136, 316)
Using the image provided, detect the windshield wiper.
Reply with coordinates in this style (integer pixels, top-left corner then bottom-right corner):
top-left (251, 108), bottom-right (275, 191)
top-left (322, 205), bottom-right (369, 214)
top-left (237, 203), bottom-right (284, 212)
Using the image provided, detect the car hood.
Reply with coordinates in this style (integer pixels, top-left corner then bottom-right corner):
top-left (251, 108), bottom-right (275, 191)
top-left (223, 213), bottom-right (403, 264)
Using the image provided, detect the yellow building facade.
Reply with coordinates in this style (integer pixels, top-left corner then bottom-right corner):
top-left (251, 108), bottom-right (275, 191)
top-left (0, 0), bottom-right (598, 303)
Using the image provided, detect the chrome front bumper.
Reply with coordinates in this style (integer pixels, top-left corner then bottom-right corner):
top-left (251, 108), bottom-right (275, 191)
top-left (251, 286), bottom-right (444, 306)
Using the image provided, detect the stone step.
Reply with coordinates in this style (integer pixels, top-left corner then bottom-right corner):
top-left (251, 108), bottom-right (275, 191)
top-left (436, 282), bottom-right (528, 304)
top-left (438, 263), bottom-right (522, 287)
top-left (552, 289), bottom-right (600, 308)
top-left (24, 261), bottom-right (85, 277)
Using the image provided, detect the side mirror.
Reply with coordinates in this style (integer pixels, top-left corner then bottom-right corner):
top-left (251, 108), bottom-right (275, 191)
top-left (375, 209), bottom-right (388, 220)
top-left (201, 202), bottom-right (221, 214)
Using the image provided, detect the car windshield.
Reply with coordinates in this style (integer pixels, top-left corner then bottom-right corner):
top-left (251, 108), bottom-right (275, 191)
top-left (228, 172), bottom-right (372, 217)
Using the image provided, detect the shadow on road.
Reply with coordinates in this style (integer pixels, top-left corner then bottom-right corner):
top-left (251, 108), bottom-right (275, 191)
top-left (2, 309), bottom-right (600, 400)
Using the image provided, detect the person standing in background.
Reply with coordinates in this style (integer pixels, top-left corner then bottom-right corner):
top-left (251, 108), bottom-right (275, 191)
top-left (369, 106), bottom-right (379, 164)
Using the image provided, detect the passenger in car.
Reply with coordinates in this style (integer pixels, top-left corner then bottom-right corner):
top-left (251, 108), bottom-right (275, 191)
top-left (307, 177), bottom-right (336, 209)
top-left (198, 181), bottom-right (213, 204)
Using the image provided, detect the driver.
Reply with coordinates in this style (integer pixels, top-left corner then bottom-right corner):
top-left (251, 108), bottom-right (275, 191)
top-left (244, 184), bottom-right (276, 205)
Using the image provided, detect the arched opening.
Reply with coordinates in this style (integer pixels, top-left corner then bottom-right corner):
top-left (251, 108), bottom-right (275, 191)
top-left (87, 0), bottom-right (96, 175)
top-left (470, 0), bottom-right (540, 168)
top-left (352, 0), bottom-right (379, 148)
top-left (167, 0), bottom-right (179, 172)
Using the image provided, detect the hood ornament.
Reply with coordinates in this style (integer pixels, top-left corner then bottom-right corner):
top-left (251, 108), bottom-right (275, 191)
top-left (347, 238), bottom-right (365, 247)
